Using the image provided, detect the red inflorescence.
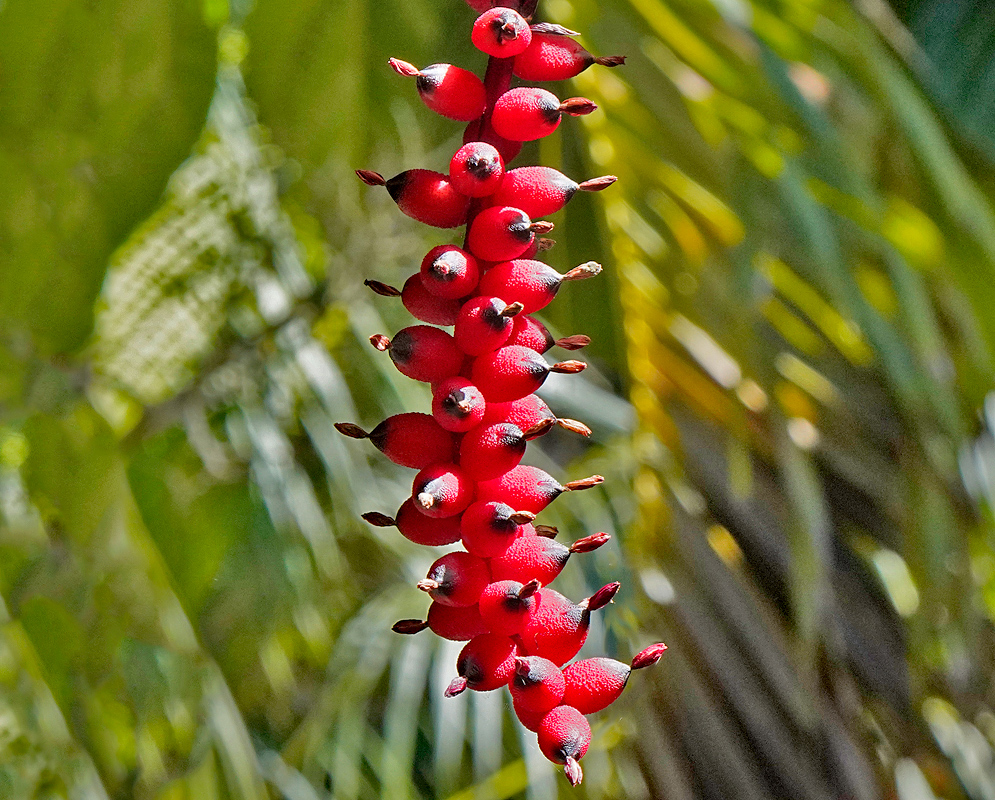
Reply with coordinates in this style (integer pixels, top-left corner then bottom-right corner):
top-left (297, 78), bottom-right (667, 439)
top-left (348, 3), bottom-right (666, 787)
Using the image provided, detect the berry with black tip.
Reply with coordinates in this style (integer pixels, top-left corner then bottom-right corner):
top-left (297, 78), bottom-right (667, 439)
top-left (491, 88), bottom-right (597, 142)
top-left (445, 633), bottom-right (519, 695)
top-left (356, 169), bottom-right (470, 228)
top-left (412, 463), bottom-right (475, 518)
top-left (370, 326), bottom-right (464, 383)
top-left (487, 166), bottom-right (617, 218)
top-left (509, 655), bottom-right (565, 715)
top-left (520, 582), bottom-right (620, 666)
top-left (561, 642), bottom-right (667, 713)
top-left (513, 32), bottom-right (626, 81)
top-left (537, 706), bottom-right (591, 786)
top-left (471, 345), bottom-right (586, 402)
top-left (393, 601), bottom-right (489, 641)
top-left (450, 141), bottom-right (505, 197)
top-left (365, 277), bottom-right (463, 326)
top-left (334, 412), bottom-right (455, 469)
top-left (454, 296), bottom-right (523, 356)
top-left (478, 579), bottom-right (540, 635)
top-left (471, 7), bottom-right (532, 57)
top-left (417, 552), bottom-right (491, 607)
top-left (507, 315), bottom-right (591, 354)
top-left (362, 499), bottom-right (463, 546)
top-left (489, 531), bottom-right (611, 585)
top-left (461, 500), bottom-right (534, 557)
top-left (475, 465), bottom-right (603, 514)
top-left (432, 377), bottom-right (487, 432)
top-left (478, 259), bottom-right (602, 314)
top-left (466, 206), bottom-right (554, 262)
top-left (389, 59), bottom-right (487, 121)
top-left (458, 422), bottom-right (527, 480)
top-left (420, 245), bottom-right (480, 299)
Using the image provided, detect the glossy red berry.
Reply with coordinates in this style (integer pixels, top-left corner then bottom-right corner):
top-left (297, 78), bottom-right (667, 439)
top-left (389, 59), bottom-right (487, 121)
top-left (478, 259), bottom-right (602, 314)
top-left (432, 377), bottom-right (487, 432)
top-left (356, 169), bottom-right (470, 228)
top-left (507, 315), bottom-right (591, 354)
top-left (370, 326), bottom-right (464, 383)
top-left (393, 602), bottom-right (489, 641)
top-left (412, 463), bottom-right (475, 518)
top-left (537, 706), bottom-right (591, 786)
top-left (487, 167), bottom-right (617, 218)
top-left (460, 500), bottom-right (534, 558)
top-left (509, 655), bottom-right (565, 714)
top-left (450, 142), bottom-right (505, 197)
top-left (466, 206), bottom-right (553, 262)
top-left (478, 579), bottom-right (539, 635)
top-left (445, 633), bottom-right (518, 695)
top-left (361, 500), bottom-right (463, 546)
top-left (520, 582), bottom-right (619, 666)
top-left (489, 531), bottom-right (610, 585)
top-left (513, 33), bottom-right (626, 82)
top-left (471, 345), bottom-right (586, 403)
top-left (334, 412), bottom-right (455, 469)
top-left (560, 643), bottom-right (666, 713)
top-left (482, 394), bottom-right (592, 438)
top-left (458, 422), bottom-right (527, 480)
top-left (471, 7), bottom-right (532, 58)
top-left (475, 465), bottom-right (603, 514)
top-left (365, 276), bottom-right (463, 326)
top-left (454, 296), bottom-right (523, 356)
top-left (491, 88), bottom-right (597, 142)
top-left (419, 245), bottom-right (480, 299)
top-left (418, 551), bottom-right (491, 607)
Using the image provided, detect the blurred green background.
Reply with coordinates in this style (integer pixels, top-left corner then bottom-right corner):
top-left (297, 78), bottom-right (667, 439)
top-left (2, 0), bottom-right (995, 797)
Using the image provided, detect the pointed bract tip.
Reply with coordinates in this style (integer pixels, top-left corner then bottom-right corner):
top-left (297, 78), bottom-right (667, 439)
top-left (631, 642), bottom-right (668, 670)
top-left (519, 578), bottom-right (541, 598)
top-left (356, 169), bottom-right (387, 186)
top-left (370, 333), bottom-right (390, 351)
top-left (586, 581), bottom-right (621, 611)
top-left (578, 175), bottom-right (618, 192)
top-left (559, 97), bottom-right (598, 115)
top-left (569, 532), bottom-right (611, 554)
top-left (595, 55), bottom-right (627, 67)
top-left (537, 237), bottom-right (556, 252)
top-left (334, 422), bottom-right (369, 439)
top-left (556, 418), bottom-right (593, 437)
top-left (392, 619), bottom-right (429, 634)
top-left (417, 492), bottom-right (436, 510)
top-left (534, 524), bottom-right (559, 538)
top-left (530, 22), bottom-right (580, 35)
top-left (416, 578), bottom-right (440, 593)
top-left (550, 360), bottom-right (587, 374)
top-left (445, 676), bottom-right (469, 697)
top-left (509, 510), bottom-right (537, 524)
top-left (514, 656), bottom-right (532, 675)
top-left (564, 474), bottom-right (604, 492)
top-left (361, 511), bottom-right (395, 527)
top-left (501, 302), bottom-right (525, 318)
top-left (530, 220), bottom-right (555, 234)
top-left (564, 757), bottom-right (584, 786)
top-left (523, 417), bottom-right (556, 440)
top-left (555, 334), bottom-right (591, 351)
top-left (563, 261), bottom-right (602, 281)
top-left (388, 57), bottom-right (421, 77)
top-left (364, 279), bottom-right (402, 297)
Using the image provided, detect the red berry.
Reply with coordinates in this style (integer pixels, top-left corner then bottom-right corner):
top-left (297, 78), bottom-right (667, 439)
top-left (392, 602), bottom-right (489, 641)
top-left (487, 167), bottom-right (617, 218)
top-left (491, 88), bottom-right (597, 142)
top-left (420, 245), bottom-right (480, 299)
top-left (460, 500), bottom-right (534, 558)
top-left (475, 465), bottom-right (603, 514)
top-left (478, 259), bottom-right (602, 314)
top-left (471, 8), bottom-right (532, 58)
top-left (361, 500), bottom-right (463, 546)
top-left (450, 142), bottom-right (505, 197)
top-left (417, 551), bottom-right (491, 607)
top-left (432, 377), bottom-right (487, 432)
top-left (537, 706), bottom-right (591, 786)
top-left (412, 463), bottom-right (475, 518)
top-left (489, 531), bottom-right (610, 585)
top-left (445, 633), bottom-right (519, 695)
top-left (388, 59), bottom-right (486, 121)
top-left (454, 296), bottom-right (523, 356)
top-left (509, 655), bottom-right (565, 714)
top-left (466, 206), bottom-right (553, 262)
top-left (513, 33), bottom-right (626, 82)
top-left (513, 702), bottom-right (548, 732)
top-left (560, 644), bottom-right (665, 713)
top-left (334, 412), bottom-right (455, 469)
top-left (458, 422), bottom-right (527, 480)
top-left (482, 393), bottom-right (555, 428)
top-left (356, 169), bottom-right (470, 228)
top-left (478, 579), bottom-right (539, 635)
top-left (370, 326), bottom-right (464, 383)
top-left (471, 345), bottom-right (586, 403)
top-left (520, 582), bottom-right (619, 666)
top-left (462, 117), bottom-right (522, 165)
top-left (506, 315), bottom-right (592, 354)
top-left (364, 276), bottom-right (463, 326)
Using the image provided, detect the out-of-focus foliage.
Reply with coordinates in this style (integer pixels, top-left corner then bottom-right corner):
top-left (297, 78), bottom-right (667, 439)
top-left (2, 0), bottom-right (995, 798)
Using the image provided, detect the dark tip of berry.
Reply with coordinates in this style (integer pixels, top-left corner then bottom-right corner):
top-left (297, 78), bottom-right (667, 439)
top-left (415, 63), bottom-right (447, 92)
top-left (386, 330), bottom-right (414, 362)
top-left (564, 757), bottom-right (584, 787)
top-left (509, 510), bottom-right (537, 525)
top-left (384, 172), bottom-right (411, 202)
top-left (550, 360), bottom-right (587, 375)
top-left (556, 417), bottom-right (592, 437)
top-left (356, 169), bottom-right (386, 186)
top-left (570, 532), bottom-right (611, 553)
top-left (564, 474), bottom-right (604, 492)
top-left (585, 581), bottom-right (621, 611)
top-left (445, 676), bottom-right (469, 697)
top-left (555, 334), bottom-right (591, 351)
top-left (361, 511), bottom-right (396, 527)
top-left (370, 333), bottom-right (391, 351)
top-left (595, 55), bottom-right (627, 67)
top-left (388, 58), bottom-right (421, 78)
top-left (559, 98), bottom-right (598, 116)
top-left (364, 279), bottom-right (402, 297)
top-left (393, 619), bottom-right (430, 634)
top-left (563, 261), bottom-right (602, 281)
top-left (334, 422), bottom-right (369, 439)
top-left (523, 417), bottom-right (555, 440)
top-left (631, 642), bottom-right (668, 670)
top-left (466, 154), bottom-right (501, 179)
top-left (538, 93), bottom-right (563, 125)
top-left (529, 22), bottom-right (580, 35)
top-left (535, 524), bottom-right (558, 538)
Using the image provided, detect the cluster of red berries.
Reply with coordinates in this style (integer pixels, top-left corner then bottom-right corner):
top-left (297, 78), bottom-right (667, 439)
top-left (341, 0), bottom-right (665, 787)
